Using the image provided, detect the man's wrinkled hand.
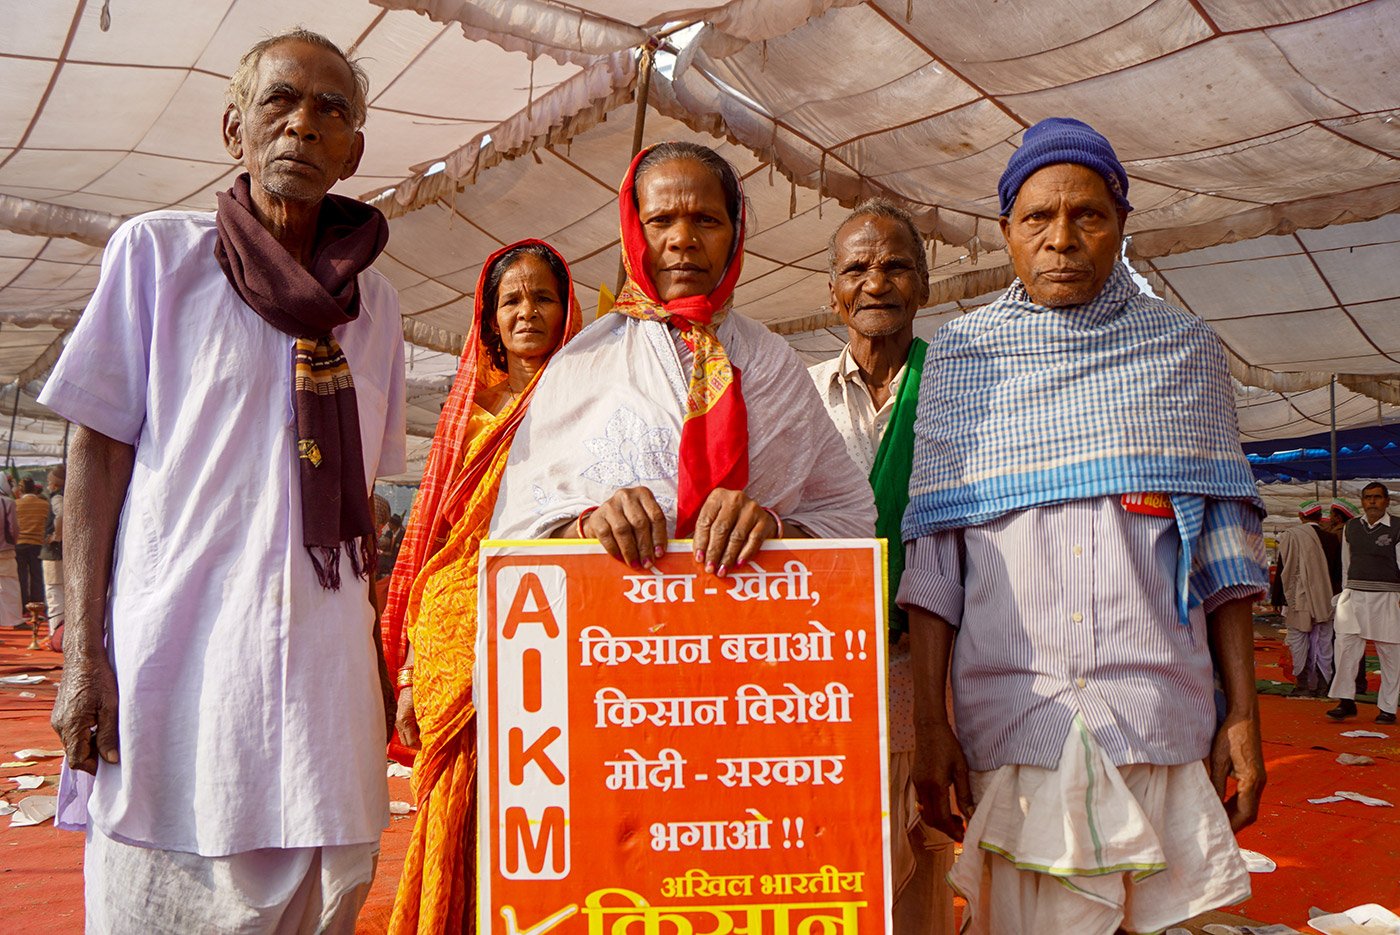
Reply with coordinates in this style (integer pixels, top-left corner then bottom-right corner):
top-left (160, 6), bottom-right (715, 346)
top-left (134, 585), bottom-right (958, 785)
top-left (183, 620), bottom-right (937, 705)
top-left (1209, 711), bottom-right (1266, 832)
top-left (912, 722), bottom-right (973, 843)
top-left (584, 486), bottom-right (669, 568)
top-left (51, 656), bottom-right (119, 775)
top-left (692, 488), bottom-right (778, 577)
top-left (396, 685), bottom-right (420, 750)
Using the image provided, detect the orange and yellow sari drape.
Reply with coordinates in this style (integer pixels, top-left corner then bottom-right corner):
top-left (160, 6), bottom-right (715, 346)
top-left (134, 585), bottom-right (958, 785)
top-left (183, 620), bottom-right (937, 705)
top-left (384, 240), bottom-right (581, 935)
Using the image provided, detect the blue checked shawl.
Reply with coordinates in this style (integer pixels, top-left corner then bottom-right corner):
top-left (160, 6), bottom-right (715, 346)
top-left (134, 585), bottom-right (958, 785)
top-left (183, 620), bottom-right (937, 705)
top-left (903, 264), bottom-right (1263, 623)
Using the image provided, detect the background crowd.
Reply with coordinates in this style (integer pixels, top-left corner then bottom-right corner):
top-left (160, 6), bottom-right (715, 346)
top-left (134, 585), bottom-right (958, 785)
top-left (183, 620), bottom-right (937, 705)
top-left (0, 466), bottom-right (64, 640)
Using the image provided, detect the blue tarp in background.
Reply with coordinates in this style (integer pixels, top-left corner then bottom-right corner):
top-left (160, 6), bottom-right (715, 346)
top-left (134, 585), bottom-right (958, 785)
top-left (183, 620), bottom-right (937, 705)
top-left (1245, 423), bottom-right (1400, 483)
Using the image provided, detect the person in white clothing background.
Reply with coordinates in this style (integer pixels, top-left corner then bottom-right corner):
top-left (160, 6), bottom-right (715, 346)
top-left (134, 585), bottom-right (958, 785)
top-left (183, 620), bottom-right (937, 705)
top-left (1328, 482), bottom-right (1400, 725)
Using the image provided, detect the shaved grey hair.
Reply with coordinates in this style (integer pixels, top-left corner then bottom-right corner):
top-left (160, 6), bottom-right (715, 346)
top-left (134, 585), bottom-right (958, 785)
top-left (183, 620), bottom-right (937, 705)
top-left (226, 27), bottom-right (369, 129)
top-left (827, 197), bottom-right (929, 286)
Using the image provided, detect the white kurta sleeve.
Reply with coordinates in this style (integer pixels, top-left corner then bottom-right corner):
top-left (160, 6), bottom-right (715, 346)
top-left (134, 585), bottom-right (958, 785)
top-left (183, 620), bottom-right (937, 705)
top-left (782, 406), bottom-right (876, 539)
top-left (761, 345), bottom-right (874, 539)
top-left (38, 219), bottom-right (153, 444)
top-left (375, 297), bottom-right (407, 479)
top-left (1342, 531), bottom-right (1350, 589)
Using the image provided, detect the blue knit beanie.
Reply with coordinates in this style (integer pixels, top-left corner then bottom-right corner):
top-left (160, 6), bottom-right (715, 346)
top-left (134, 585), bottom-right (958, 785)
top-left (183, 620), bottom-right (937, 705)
top-left (998, 117), bottom-right (1132, 217)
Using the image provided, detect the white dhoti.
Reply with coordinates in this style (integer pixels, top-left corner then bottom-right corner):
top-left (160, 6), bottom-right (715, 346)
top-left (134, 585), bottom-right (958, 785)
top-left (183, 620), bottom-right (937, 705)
top-left (1284, 620), bottom-right (1334, 689)
top-left (84, 825), bottom-right (379, 935)
top-left (949, 717), bottom-right (1249, 935)
top-left (0, 550), bottom-right (21, 629)
top-left (887, 646), bottom-right (956, 935)
top-left (42, 557), bottom-right (63, 627)
top-left (1330, 590), bottom-right (1400, 715)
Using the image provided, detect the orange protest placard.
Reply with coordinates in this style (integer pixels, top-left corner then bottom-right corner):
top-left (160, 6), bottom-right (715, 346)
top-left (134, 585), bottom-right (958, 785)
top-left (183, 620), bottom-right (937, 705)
top-left (477, 539), bottom-right (891, 935)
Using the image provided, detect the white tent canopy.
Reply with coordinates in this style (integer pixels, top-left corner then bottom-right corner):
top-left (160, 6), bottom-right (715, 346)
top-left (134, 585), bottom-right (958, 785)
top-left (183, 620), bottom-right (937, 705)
top-left (377, 0), bottom-right (1399, 258)
top-left (3, 0), bottom-right (1399, 478)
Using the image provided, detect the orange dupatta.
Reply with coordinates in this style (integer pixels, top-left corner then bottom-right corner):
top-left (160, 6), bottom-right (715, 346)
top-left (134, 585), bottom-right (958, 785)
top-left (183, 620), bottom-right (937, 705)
top-left (384, 240), bottom-right (582, 935)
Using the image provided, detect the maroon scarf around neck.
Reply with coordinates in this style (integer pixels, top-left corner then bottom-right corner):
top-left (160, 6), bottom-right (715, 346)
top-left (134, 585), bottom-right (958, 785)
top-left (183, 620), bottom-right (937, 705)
top-left (214, 173), bottom-right (390, 589)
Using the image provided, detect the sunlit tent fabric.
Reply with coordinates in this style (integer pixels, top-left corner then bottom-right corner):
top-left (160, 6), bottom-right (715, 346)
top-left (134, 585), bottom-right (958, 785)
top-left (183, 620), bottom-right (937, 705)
top-left (388, 0), bottom-right (1398, 259)
top-left (3, 0), bottom-right (1399, 479)
top-left (0, 0), bottom-right (635, 477)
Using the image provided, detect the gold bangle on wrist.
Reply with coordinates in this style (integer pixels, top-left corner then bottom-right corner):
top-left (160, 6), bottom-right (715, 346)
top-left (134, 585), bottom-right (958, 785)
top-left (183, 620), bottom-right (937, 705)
top-left (396, 666), bottom-right (414, 688)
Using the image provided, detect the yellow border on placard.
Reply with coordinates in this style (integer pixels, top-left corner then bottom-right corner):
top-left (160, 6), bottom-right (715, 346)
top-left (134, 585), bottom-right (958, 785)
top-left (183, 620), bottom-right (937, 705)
top-left (475, 536), bottom-right (894, 935)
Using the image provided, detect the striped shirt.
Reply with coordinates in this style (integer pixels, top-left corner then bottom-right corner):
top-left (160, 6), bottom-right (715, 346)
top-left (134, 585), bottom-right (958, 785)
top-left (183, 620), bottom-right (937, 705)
top-left (898, 495), bottom-right (1264, 771)
top-left (807, 345), bottom-right (904, 477)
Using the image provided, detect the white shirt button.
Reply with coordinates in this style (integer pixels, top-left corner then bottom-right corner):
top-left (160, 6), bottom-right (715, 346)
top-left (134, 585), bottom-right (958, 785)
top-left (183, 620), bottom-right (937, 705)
top-left (1075, 677), bottom-right (1087, 689)
top-left (1073, 545), bottom-right (1083, 556)
top-left (1071, 611), bottom-right (1084, 622)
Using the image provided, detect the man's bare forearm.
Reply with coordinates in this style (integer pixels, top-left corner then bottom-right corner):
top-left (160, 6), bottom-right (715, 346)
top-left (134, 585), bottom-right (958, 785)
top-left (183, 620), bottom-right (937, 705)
top-left (1208, 596), bottom-right (1258, 718)
top-left (909, 605), bottom-right (956, 729)
top-left (65, 427), bottom-right (135, 660)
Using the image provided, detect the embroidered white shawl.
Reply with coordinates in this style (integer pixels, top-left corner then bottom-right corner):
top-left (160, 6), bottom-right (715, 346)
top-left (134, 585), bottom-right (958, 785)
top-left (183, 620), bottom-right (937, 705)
top-left (489, 310), bottom-right (874, 540)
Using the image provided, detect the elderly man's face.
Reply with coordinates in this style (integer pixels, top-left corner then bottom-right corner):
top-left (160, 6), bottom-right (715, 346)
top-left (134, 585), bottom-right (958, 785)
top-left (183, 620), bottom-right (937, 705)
top-left (1000, 163), bottom-right (1126, 308)
top-left (829, 215), bottom-right (929, 340)
top-left (222, 40), bottom-right (364, 205)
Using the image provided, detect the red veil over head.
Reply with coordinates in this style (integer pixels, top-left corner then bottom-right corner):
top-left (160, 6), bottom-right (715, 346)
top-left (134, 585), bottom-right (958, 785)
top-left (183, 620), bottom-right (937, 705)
top-left (610, 143), bottom-right (750, 536)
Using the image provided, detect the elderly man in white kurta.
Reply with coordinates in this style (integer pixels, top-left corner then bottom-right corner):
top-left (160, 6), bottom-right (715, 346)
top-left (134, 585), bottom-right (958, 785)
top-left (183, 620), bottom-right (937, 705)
top-left (40, 29), bottom-right (405, 934)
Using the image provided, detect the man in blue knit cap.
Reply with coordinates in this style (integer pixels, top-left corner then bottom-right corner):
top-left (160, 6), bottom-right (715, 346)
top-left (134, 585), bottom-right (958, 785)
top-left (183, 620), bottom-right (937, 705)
top-left (899, 118), bottom-right (1268, 933)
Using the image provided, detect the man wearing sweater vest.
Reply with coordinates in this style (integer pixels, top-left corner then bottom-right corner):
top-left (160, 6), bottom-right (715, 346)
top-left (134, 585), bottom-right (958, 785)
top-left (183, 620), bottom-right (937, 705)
top-left (1328, 482), bottom-right (1400, 725)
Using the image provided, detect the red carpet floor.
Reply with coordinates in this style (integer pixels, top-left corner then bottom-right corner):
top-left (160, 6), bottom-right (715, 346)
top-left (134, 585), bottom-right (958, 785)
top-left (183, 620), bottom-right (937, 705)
top-left (2, 627), bottom-right (1395, 933)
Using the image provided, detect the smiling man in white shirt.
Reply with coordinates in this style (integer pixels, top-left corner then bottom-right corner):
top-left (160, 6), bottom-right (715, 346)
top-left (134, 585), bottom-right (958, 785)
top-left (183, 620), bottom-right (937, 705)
top-left (810, 198), bottom-right (954, 935)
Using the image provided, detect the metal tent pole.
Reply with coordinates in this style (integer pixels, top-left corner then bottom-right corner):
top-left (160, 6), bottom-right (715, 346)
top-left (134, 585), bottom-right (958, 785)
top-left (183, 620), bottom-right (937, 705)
top-left (3, 382), bottom-right (20, 469)
top-left (615, 42), bottom-right (657, 297)
top-left (1330, 374), bottom-right (1339, 498)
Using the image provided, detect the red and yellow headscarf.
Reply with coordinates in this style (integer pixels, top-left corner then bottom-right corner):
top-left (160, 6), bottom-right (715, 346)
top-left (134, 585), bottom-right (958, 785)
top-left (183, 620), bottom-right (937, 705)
top-left (381, 239), bottom-right (582, 763)
top-left (611, 144), bottom-right (749, 536)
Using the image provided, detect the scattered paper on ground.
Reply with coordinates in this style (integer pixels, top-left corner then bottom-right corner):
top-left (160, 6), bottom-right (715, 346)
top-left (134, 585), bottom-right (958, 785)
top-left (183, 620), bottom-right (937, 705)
top-left (9, 775), bottom-right (44, 790)
top-left (389, 801), bottom-right (414, 815)
top-left (16, 691), bottom-right (35, 698)
top-left (12, 748), bottom-right (63, 760)
top-left (9, 795), bottom-right (57, 827)
top-left (1239, 848), bottom-right (1277, 873)
top-left (1340, 730), bottom-right (1388, 739)
top-left (1309, 795), bottom-right (1346, 804)
top-left (1334, 790), bottom-right (1393, 807)
top-left (1336, 753), bottom-right (1376, 766)
top-left (1, 761), bottom-right (37, 769)
top-left (1309, 903), bottom-right (1400, 934)
top-left (0, 674), bottom-right (44, 685)
top-left (386, 762), bottom-right (412, 779)
top-left (0, 802), bottom-right (14, 816)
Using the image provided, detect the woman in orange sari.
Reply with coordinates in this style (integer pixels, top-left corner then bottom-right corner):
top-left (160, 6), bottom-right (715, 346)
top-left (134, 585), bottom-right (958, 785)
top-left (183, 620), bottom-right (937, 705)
top-left (382, 239), bottom-right (582, 934)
